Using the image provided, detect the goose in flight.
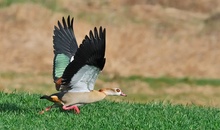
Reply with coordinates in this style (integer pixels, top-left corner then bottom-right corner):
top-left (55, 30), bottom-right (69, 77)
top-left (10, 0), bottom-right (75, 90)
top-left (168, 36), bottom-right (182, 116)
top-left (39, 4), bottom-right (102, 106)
top-left (40, 16), bottom-right (126, 114)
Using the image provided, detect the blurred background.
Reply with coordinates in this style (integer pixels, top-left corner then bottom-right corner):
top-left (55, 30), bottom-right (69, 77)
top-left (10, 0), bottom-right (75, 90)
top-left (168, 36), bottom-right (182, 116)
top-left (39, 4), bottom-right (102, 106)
top-left (0, 0), bottom-right (220, 106)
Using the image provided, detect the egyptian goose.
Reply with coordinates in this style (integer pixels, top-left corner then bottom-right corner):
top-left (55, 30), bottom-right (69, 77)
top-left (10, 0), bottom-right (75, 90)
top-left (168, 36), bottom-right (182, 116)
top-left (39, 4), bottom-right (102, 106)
top-left (40, 16), bottom-right (126, 114)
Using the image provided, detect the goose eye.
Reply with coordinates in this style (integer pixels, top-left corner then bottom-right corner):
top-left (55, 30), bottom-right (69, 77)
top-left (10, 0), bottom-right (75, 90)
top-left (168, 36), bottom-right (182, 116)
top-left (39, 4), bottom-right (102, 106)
top-left (116, 89), bottom-right (121, 92)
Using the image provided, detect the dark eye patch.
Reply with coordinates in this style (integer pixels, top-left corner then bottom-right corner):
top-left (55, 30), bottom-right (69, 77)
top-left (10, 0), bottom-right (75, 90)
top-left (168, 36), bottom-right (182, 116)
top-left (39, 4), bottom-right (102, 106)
top-left (116, 89), bottom-right (120, 92)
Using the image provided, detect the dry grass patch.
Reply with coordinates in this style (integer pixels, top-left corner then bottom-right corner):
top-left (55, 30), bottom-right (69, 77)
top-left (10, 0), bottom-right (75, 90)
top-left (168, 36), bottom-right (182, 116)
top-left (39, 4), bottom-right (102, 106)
top-left (1, 2), bottom-right (220, 78)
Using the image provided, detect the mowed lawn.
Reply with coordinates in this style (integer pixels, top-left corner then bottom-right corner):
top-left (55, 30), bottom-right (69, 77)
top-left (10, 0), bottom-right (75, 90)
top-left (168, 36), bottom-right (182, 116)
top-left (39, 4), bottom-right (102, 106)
top-left (0, 92), bottom-right (220, 129)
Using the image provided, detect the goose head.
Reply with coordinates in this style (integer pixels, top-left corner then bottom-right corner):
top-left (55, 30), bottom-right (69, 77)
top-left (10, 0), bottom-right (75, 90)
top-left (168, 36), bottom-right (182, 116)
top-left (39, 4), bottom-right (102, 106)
top-left (99, 88), bottom-right (127, 96)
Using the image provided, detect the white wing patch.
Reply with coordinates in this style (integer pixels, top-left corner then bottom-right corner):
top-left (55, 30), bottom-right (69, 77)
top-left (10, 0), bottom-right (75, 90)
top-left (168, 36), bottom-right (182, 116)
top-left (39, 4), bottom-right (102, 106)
top-left (68, 65), bottom-right (100, 92)
top-left (70, 56), bottom-right (74, 62)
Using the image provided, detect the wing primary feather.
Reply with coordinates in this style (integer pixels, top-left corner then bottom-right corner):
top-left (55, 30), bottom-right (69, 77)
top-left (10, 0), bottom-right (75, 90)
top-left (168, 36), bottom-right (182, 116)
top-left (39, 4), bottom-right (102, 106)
top-left (61, 26), bottom-right (106, 85)
top-left (53, 16), bottom-right (79, 82)
top-left (94, 27), bottom-right (98, 39)
top-left (62, 17), bottom-right (67, 29)
top-left (58, 21), bottom-right (72, 44)
top-left (57, 21), bottom-right (63, 30)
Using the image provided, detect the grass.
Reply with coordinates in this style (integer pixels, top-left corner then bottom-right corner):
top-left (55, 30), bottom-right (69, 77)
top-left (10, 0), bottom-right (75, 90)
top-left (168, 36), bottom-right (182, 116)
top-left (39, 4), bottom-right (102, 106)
top-left (0, 92), bottom-right (220, 129)
top-left (125, 76), bottom-right (220, 87)
top-left (2, 71), bottom-right (220, 92)
top-left (0, 0), bottom-right (66, 12)
top-left (100, 75), bottom-right (220, 88)
top-left (1, 71), bottom-right (220, 106)
top-left (0, 0), bottom-right (147, 25)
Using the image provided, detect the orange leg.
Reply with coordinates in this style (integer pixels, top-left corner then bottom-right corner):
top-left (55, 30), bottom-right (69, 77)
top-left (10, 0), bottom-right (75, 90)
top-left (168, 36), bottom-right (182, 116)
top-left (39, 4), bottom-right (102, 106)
top-left (62, 105), bottom-right (80, 114)
top-left (39, 104), bottom-right (56, 114)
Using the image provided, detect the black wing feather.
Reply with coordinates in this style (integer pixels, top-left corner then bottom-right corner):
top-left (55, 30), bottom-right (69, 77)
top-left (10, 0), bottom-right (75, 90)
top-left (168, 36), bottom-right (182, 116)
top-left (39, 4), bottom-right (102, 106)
top-left (53, 16), bottom-right (78, 58)
top-left (61, 27), bottom-right (106, 84)
top-left (53, 16), bottom-right (78, 81)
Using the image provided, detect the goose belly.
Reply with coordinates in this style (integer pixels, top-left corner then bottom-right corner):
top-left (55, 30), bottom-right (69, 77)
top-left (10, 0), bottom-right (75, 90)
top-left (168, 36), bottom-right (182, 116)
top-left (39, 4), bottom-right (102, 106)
top-left (62, 91), bottom-right (106, 106)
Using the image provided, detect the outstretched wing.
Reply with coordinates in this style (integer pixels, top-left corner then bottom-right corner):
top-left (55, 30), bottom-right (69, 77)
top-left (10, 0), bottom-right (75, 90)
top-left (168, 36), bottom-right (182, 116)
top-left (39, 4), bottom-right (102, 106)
top-left (61, 27), bottom-right (106, 92)
top-left (53, 16), bottom-right (78, 84)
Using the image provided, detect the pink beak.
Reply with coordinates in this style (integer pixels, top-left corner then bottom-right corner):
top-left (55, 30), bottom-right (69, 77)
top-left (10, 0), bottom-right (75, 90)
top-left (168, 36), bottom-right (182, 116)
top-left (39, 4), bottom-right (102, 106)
top-left (120, 92), bottom-right (127, 97)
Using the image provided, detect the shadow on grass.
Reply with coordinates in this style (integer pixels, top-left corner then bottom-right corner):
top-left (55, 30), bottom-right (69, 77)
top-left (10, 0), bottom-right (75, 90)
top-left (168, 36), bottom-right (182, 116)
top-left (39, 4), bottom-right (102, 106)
top-left (0, 103), bottom-right (44, 114)
top-left (0, 103), bottom-right (24, 113)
